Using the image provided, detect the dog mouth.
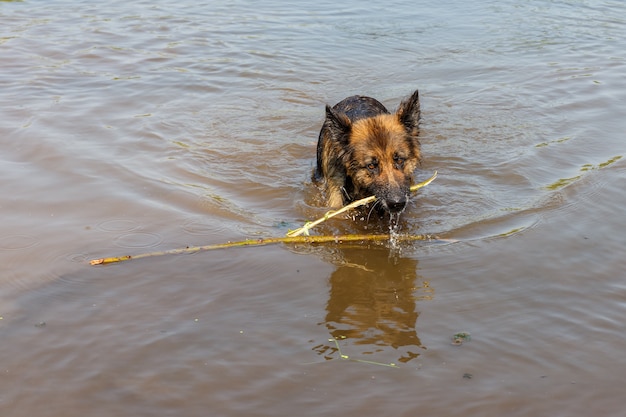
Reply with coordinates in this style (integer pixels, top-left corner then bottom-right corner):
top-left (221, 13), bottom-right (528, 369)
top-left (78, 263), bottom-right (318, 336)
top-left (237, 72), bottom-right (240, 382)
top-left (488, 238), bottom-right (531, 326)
top-left (380, 194), bottom-right (409, 213)
top-left (383, 201), bottom-right (407, 213)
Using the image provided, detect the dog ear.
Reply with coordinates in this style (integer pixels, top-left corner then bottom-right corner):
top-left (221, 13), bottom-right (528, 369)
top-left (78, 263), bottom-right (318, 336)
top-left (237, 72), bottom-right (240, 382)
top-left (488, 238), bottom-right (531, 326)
top-left (324, 105), bottom-right (352, 145)
top-left (396, 89), bottom-right (421, 135)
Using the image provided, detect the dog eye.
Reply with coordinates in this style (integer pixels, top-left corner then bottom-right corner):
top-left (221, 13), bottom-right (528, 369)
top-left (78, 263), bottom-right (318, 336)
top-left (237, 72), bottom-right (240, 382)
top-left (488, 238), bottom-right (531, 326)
top-left (393, 156), bottom-right (406, 167)
top-left (367, 161), bottom-right (378, 171)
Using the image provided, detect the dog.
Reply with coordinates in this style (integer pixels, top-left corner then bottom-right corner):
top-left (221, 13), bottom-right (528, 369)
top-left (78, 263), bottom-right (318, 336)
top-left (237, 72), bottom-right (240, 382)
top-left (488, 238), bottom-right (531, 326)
top-left (313, 89), bottom-right (422, 213)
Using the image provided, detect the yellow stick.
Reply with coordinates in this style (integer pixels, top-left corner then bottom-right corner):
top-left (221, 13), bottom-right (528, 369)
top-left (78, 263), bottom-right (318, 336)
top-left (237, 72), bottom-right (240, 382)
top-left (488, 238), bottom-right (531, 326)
top-left (88, 171), bottom-right (439, 266)
top-left (286, 171), bottom-right (437, 237)
top-left (89, 233), bottom-right (442, 266)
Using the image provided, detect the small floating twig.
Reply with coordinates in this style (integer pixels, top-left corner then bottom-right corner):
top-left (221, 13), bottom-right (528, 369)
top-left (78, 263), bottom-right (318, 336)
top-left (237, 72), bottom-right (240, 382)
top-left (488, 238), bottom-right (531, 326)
top-left (328, 337), bottom-right (399, 368)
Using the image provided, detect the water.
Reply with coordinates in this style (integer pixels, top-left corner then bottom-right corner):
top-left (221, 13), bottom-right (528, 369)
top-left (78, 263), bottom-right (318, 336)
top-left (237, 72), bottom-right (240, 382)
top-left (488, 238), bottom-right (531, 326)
top-left (1, 0), bottom-right (625, 415)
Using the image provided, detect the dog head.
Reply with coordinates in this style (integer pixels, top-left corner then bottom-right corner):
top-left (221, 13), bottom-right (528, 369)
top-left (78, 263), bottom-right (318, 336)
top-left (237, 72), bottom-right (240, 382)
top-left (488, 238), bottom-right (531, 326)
top-left (323, 90), bottom-right (422, 213)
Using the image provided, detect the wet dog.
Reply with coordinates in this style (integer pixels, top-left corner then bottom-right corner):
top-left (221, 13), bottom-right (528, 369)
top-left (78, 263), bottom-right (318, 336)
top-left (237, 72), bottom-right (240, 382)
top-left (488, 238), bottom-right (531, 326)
top-left (313, 89), bottom-right (422, 213)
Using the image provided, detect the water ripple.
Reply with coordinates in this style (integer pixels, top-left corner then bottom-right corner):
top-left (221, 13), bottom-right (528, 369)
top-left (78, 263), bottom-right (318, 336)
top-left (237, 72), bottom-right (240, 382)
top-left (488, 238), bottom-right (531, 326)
top-left (0, 235), bottom-right (39, 251)
top-left (114, 232), bottom-right (163, 249)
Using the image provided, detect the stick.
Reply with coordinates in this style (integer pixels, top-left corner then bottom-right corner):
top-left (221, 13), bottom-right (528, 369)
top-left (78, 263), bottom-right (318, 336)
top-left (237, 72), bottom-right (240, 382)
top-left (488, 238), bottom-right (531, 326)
top-left (89, 233), bottom-right (442, 266)
top-left (88, 171), bottom-right (439, 266)
top-left (286, 171), bottom-right (437, 237)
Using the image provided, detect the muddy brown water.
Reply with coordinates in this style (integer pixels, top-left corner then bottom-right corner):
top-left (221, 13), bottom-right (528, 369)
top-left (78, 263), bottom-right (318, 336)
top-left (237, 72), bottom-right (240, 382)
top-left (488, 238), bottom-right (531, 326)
top-left (1, 0), bottom-right (626, 415)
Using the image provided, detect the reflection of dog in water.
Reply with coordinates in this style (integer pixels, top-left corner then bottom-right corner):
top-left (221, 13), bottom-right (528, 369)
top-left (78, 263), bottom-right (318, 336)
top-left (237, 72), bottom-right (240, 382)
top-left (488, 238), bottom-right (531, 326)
top-left (313, 90), bottom-right (422, 214)
top-left (313, 247), bottom-right (432, 364)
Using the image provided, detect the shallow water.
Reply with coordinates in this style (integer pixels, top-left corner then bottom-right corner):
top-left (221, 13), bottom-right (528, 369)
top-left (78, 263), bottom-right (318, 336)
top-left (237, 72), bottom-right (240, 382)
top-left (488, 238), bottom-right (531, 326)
top-left (1, 0), bottom-right (626, 415)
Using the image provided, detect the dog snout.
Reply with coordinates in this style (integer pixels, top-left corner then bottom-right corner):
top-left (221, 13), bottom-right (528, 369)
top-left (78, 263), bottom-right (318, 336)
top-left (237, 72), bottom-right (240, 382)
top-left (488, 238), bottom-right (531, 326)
top-left (382, 191), bottom-right (408, 213)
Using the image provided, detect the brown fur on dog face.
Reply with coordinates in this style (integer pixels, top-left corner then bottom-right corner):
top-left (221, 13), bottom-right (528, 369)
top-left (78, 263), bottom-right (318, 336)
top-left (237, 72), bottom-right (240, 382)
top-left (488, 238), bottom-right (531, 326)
top-left (348, 115), bottom-right (420, 211)
top-left (313, 90), bottom-right (422, 213)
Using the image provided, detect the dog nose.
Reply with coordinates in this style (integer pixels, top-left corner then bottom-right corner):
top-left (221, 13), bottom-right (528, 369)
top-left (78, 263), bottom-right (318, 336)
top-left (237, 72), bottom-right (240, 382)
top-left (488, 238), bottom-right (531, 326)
top-left (385, 196), bottom-right (407, 213)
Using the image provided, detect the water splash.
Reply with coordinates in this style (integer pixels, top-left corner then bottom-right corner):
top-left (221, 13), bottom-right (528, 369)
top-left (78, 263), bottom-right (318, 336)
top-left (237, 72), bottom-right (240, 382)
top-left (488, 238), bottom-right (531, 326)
top-left (388, 212), bottom-right (402, 253)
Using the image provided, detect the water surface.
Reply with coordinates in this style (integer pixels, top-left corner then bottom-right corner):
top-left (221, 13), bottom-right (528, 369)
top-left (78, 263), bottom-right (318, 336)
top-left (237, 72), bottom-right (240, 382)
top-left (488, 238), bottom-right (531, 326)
top-left (1, 0), bottom-right (625, 415)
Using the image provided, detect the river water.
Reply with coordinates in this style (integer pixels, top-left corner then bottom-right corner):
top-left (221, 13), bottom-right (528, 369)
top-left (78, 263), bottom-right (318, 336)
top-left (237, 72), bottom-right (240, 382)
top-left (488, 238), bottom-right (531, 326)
top-left (1, 0), bottom-right (625, 415)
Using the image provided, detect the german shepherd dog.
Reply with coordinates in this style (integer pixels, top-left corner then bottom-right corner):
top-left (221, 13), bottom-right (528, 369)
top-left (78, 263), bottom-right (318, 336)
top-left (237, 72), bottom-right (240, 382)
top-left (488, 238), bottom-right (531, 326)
top-left (313, 89), bottom-right (422, 214)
